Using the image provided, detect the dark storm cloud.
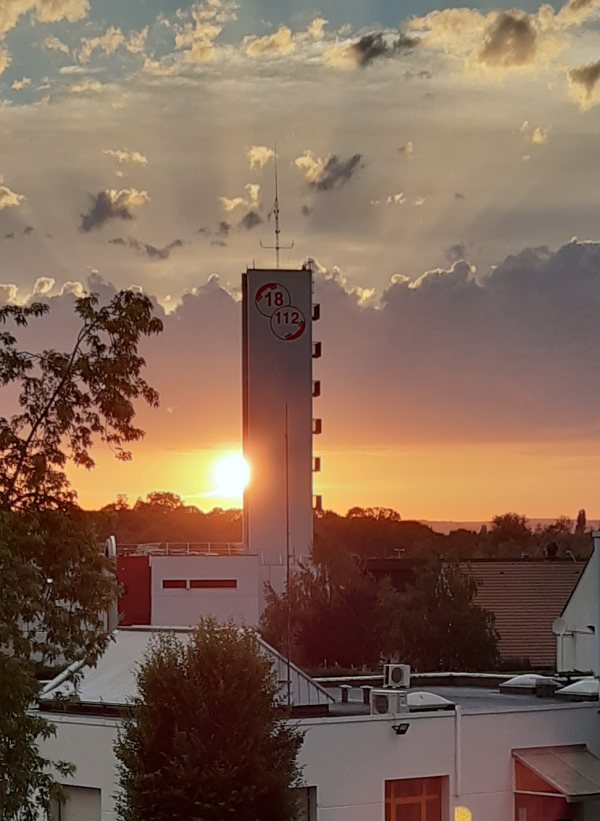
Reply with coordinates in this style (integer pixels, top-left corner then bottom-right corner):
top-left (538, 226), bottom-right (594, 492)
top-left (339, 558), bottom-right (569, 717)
top-left (11, 240), bottom-right (600, 452)
top-left (479, 12), bottom-right (537, 68)
top-left (314, 155), bottom-right (362, 192)
top-left (351, 31), bottom-right (417, 67)
top-left (569, 59), bottom-right (600, 98)
top-left (199, 221), bottom-right (231, 238)
top-left (445, 242), bottom-right (468, 262)
top-left (455, 192), bottom-right (466, 200)
top-left (80, 189), bottom-right (149, 232)
top-left (301, 205), bottom-right (313, 216)
top-left (239, 210), bottom-right (263, 230)
top-left (109, 237), bottom-right (184, 260)
top-left (23, 226), bottom-right (34, 236)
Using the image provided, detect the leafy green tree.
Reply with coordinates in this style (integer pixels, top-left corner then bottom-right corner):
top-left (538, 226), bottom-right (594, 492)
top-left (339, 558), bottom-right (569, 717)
top-left (0, 510), bottom-right (117, 820)
top-left (262, 559), bottom-right (392, 670)
top-left (1, 291), bottom-right (162, 512)
top-left (115, 620), bottom-right (303, 821)
top-left (388, 562), bottom-right (499, 672)
top-left (0, 290), bottom-right (162, 820)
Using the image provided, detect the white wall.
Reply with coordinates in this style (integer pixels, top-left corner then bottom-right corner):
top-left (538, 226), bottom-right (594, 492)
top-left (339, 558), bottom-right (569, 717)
top-left (558, 535), bottom-right (599, 673)
top-left (42, 716), bottom-right (120, 821)
top-left (298, 703), bottom-right (600, 821)
top-left (150, 555), bottom-right (259, 626)
top-left (39, 700), bottom-right (600, 821)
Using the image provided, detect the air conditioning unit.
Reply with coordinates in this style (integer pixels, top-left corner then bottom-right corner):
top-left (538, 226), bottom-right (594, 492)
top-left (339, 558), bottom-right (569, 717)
top-left (370, 688), bottom-right (409, 716)
top-left (384, 664), bottom-right (411, 689)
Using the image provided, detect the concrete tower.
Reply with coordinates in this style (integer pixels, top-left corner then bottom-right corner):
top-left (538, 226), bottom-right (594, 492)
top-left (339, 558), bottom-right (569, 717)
top-left (242, 264), bottom-right (320, 599)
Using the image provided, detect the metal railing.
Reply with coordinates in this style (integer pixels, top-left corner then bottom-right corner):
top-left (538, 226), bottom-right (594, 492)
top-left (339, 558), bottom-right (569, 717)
top-left (117, 542), bottom-right (247, 557)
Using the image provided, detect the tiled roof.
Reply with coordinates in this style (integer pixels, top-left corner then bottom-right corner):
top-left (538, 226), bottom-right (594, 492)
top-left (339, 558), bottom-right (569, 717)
top-left (460, 561), bottom-right (584, 667)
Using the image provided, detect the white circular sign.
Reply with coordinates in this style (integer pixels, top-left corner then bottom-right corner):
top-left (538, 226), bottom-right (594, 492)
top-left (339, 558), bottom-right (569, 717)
top-left (270, 306), bottom-right (306, 341)
top-left (255, 283), bottom-right (291, 318)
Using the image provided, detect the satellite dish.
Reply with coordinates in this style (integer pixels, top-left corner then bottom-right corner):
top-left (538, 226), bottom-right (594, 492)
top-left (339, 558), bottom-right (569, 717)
top-left (552, 617), bottom-right (568, 636)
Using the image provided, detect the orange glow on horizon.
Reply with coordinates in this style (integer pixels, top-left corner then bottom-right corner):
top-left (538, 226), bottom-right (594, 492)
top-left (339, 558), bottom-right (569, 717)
top-left (67, 438), bottom-right (600, 523)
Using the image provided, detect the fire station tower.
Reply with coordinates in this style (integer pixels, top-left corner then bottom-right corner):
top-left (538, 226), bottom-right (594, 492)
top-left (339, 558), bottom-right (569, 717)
top-left (242, 264), bottom-right (321, 597)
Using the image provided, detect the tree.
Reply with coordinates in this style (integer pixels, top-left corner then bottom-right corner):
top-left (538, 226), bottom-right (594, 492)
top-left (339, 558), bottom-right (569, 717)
top-left (387, 562), bottom-right (499, 672)
top-left (261, 561), bottom-right (385, 670)
top-left (115, 620), bottom-right (303, 821)
top-left (576, 509), bottom-right (587, 534)
top-left (0, 291), bottom-right (162, 512)
top-left (0, 290), bottom-right (162, 820)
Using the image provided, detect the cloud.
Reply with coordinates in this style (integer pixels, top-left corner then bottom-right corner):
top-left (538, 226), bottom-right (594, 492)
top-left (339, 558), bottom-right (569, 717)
top-left (219, 183), bottom-right (260, 212)
top-left (445, 242), bottom-right (468, 262)
top-left (174, 0), bottom-right (238, 64)
top-left (199, 220), bottom-right (230, 238)
top-left (0, 283), bottom-right (18, 304)
top-left (239, 210), bottom-right (262, 230)
top-left (11, 241), bottom-right (600, 483)
top-left (11, 77), bottom-right (31, 90)
top-left (531, 126), bottom-right (549, 144)
top-left (386, 193), bottom-right (406, 204)
top-left (126, 27), bottom-right (148, 56)
top-left (43, 35), bottom-right (70, 54)
top-left (0, 181), bottom-right (24, 209)
top-left (409, 7), bottom-right (566, 77)
top-left (69, 79), bottom-right (103, 93)
top-left (247, 145), bottom-right (274, 170)
top-left (0, 47), bottom-right (10, 75)
top-left (399, 141), bottom-right (413, 155)
top-left (244, 26), bottom-right (295, 57)
top-left (220, 196), bottom-right (246, 212)
top-left (102, 148), bottom-right (148, 165)
top-left (80, 189), bottom-right (150, 231)
top-left (33, 276), bottom-right (55, 294)
top-left (557, 0), bottom-right (600, 27)
top-left (295, 151), bottom-right (362, 191)
top-left (304, 17), bottom-right (328, 41)
top-left (109, 236), bottom-right (184, 260)
top-left (324, 30), bottom-right (417, 69)
top-left (568, 59), bottom-right (600, 110)
top-left (414, 197), bottom-right (426, 206)
top-left (78, 26), bottom-right (125, 64)
top-left (0, 0), bottom-right (88, 38)
top-left (60, 281), bottom-right (85, 297)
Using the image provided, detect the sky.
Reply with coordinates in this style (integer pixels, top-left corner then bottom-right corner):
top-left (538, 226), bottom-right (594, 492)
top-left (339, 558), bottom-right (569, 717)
top-left (3, 0), bottom-right (600, 519)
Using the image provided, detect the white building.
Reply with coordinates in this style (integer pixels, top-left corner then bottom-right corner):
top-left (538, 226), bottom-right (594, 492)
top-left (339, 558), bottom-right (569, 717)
top-left (38, 628), bottom-right (600, 821)
top-left (555, 533), bottom-right (600, 675)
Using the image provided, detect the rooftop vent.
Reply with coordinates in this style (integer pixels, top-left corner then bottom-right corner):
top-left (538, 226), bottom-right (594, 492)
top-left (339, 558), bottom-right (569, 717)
top-left (556, 678), bottom-right (599, 702)
top-left (499, 674), bottom-right (562, 696)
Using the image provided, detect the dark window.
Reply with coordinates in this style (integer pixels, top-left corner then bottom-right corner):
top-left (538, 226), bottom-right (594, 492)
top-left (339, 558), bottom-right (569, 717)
top-left (190, 579), bottom-right (237, 589)
top-left (162, 579), bottom-right (187, 589)
top-left (292, 787), bottom-right (316, 821)
top-left (385, 777), bottom-right (443, 821)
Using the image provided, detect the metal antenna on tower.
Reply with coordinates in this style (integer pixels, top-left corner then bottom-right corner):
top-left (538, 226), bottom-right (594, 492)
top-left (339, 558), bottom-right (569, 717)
top-left (261, 145), bottom-right (294, 268)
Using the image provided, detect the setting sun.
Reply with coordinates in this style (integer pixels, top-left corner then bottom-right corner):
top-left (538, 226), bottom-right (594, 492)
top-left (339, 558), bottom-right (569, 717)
top-left (213, 454), bottom-right (250, 498)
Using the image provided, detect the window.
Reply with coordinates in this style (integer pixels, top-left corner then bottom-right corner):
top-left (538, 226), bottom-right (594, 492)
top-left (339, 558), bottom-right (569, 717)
top-left (385, 777), bottom-right (443, 821)
top-left (52, 787), bottom-right (101, 821)
top-left (190, 579), bottom-right (237, 589)
top-left (162, 579), bottom-right (187, 589)
top-left (293, 786), bottom-right (317, 821)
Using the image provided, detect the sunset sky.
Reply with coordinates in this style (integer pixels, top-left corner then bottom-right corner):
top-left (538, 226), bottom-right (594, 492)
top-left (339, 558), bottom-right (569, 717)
top-left (3, 0), bottom-right (600, 520)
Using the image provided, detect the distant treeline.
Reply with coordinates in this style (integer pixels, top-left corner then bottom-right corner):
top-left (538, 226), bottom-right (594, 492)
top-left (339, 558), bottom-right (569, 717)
top-left (89, 494), bottom-right (593, 562)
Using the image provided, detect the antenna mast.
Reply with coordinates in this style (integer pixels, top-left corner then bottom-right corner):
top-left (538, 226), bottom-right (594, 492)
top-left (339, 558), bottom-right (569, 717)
top-left (261, 144), bottom-right (293, 268)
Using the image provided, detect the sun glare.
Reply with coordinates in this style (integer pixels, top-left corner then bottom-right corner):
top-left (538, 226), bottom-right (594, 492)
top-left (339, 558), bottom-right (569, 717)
top-left (213, 454), bottom-right (250, 498)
